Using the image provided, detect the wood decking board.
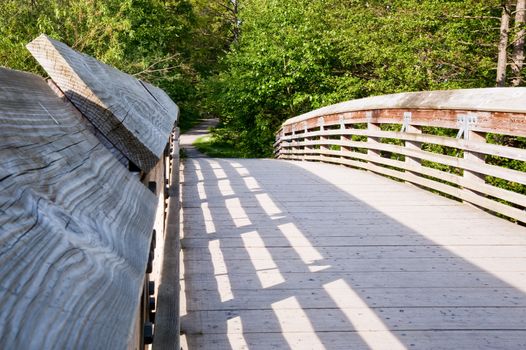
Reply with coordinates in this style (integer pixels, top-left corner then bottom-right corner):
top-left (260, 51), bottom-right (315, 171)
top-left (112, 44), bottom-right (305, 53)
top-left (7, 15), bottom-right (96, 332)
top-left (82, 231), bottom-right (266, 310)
top-left (180, 158), bottom-right (526, 350)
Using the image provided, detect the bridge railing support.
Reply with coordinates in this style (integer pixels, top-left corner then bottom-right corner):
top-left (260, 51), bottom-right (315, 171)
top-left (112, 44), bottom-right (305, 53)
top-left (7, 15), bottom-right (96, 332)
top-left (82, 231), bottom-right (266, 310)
top-left (275, 89), bottom-right (526, 223)
top-left (1, 34), bottom-right (180, 349)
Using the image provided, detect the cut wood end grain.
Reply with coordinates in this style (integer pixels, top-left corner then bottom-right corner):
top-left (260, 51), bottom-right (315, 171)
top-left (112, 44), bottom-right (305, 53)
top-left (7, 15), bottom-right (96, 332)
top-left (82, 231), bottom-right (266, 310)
top-left (27, 34), bottom-right (179, 172)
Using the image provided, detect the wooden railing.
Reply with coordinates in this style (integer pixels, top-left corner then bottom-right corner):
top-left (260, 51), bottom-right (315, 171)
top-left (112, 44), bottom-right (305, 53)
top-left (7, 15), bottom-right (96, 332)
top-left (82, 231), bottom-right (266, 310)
top-left (1, 35), bottom-right (180, 349)
top-left (275, 88), bottom-right (526, 223)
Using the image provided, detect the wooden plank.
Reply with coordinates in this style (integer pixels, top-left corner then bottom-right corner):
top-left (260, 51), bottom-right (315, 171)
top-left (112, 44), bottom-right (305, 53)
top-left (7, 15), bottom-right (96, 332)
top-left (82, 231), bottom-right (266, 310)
top-left (185, 287), bottom-right (526, 310)
top-left (184, 331), bottom-right (526, 350)
top-left (182, 307), bottom-right (526, 334)
top-left (181, 157), bottom-right (526, 350)
top-left (183, 271), bottom-right (526, 290)
top-left (282, 128), bottom-right (526, 162)
top-left (0, 67), bottom-right (157, 348)
top-left (46, 78), bottom-right (129, 166)
top-left (183, 244), bottom-right (526, 260)
top-left (281, 147), bottom-right (526, 208)
top-left (183, 256), bottom-right (526, 274)
top-left (282, 88), bottom-right (526, 135)
top-left (154, 128), bottom-right (182, 350)
top-left (291, 108), bottom-right (526, 137)
top-left (180, 235), bottom-right (526, 248)
top-left (27, 34), bottom-right (178, 172)
top-left (284, 140), bottom-right (526, 186)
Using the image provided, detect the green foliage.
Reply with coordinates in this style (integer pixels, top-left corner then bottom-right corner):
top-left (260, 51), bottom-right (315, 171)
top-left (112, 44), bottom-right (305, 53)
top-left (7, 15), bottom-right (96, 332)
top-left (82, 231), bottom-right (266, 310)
top-left (0, 0), bottom-right (235, 128)
top-left (193, 134), bottom-right (249, 158)
top-left (207, 0), bottom-right (344, 156)
top-left (1, 0), bottom-right (523, 164)
top-left (207, 0), bottom-right (505, 157)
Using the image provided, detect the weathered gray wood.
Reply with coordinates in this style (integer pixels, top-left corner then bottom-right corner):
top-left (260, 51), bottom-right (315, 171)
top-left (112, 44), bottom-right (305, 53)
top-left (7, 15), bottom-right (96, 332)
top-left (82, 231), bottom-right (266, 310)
top-left (281, 128), bottom-right (526, 162)
top-left (284, 139), bottom-right (526, 186)
top-left (185, 331), bottom-right (526, 350)
top-left (46, 78), bottom-right (130, 166)
top-left (185, 286), bottom-right (526, 310)
top-left (180, 157), bottom-right (526, 350)
top-left (0, 67), bottom-right (157, 349)
top-left (27, 34), bottom-right (178, 172)
top-left (278, 100), bottom-right (526, 222)
top-left (183, 307), bottom-right (526, 334)
top-left (180, 234), bottom-right (526, 248)
top-left (183, 244), bottom-right (526, 260)
top-left (183, 270), bottom-right (526, 290)
top-left (285, 88), bottom-right (526, 124)
top-left (286, 153), bottom-right (526, 222)
top-left (154, 128), bottom-right (181, 350)
top-left (281, 147), bottom-right (526, 209)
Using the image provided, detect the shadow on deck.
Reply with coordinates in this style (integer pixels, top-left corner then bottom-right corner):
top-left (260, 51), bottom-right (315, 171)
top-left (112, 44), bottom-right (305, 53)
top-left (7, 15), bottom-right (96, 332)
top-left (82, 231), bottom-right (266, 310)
top-left (180, 158), bottom-right (526, 350)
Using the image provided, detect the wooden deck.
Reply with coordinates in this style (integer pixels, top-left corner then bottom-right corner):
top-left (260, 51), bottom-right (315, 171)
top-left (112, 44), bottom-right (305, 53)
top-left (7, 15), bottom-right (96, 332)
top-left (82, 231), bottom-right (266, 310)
top-left (180, 158), bottom-right (526, 350)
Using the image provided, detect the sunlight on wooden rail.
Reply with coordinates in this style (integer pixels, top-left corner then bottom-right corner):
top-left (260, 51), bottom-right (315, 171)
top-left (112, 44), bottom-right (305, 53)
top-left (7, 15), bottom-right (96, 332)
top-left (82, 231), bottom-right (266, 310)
top-left (275, 88), bottom-right (526, 223)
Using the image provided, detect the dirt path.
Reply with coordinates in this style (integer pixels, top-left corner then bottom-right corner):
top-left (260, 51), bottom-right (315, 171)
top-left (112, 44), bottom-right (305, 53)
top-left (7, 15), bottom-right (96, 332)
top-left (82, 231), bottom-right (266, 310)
top-left (179, 118), bottom-right (219, 158)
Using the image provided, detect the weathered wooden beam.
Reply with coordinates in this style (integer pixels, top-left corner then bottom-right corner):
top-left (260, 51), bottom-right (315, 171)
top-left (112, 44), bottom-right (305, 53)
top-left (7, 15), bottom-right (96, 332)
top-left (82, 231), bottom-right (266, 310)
top-left (0, 67), bottom-right (157, 348)
top-left (283, 89), bottom-right (526, 137)
top-left (154, 128), bottom-right (181, 350)
top-left (27, 34), bottom-right (178, 172)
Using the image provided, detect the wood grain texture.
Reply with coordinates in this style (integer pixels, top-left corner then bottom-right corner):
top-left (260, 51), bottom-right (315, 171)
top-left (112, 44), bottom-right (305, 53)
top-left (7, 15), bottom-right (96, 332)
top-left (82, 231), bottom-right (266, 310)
top-left (46, 78), bottom-right (130, 166)
top-left (282, 108), bottom-right (526, 138)
top-left (154, 128), bottom-right (182, 350)
top-left (281, 128), bottom-right (526, 162)
top-left (276, 96), bottom-right (526, 222)
top-left (284, 88), bottom-right (526, 125)
top-left (280, 153), bottom-right (526, 222)
top-left (180, 157), bottom-right (526, 350)
top-left (27, 34), bottom-right (178, 172)
top-left (0, 67), bottom-right (157, 349)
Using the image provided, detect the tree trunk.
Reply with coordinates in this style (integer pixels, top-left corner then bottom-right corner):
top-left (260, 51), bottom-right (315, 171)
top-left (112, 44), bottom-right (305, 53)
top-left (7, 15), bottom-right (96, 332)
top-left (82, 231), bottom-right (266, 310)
top-left (497, 1), bottom-right (511, 87)
top-left (512, 0), bottom-right (526, 86)
top-left (231, 0), bottom-right (240, 43)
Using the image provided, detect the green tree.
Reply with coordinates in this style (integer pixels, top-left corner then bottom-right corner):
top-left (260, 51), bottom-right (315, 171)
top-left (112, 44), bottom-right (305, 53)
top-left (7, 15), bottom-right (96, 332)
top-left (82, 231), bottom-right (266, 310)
top-left (208, 0), bottom-right (508, 157)
top-left (0, 0), bottom-right (204, 129)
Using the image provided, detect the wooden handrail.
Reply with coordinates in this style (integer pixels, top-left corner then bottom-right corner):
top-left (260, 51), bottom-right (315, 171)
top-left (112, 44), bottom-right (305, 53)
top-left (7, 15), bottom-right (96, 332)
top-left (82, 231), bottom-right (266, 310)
top-left (275, 89), bottom-right (526, 223)
top-left (0, 35), bottom-right (180, 349)
top-left (153, 127), bottom-right (181, 349)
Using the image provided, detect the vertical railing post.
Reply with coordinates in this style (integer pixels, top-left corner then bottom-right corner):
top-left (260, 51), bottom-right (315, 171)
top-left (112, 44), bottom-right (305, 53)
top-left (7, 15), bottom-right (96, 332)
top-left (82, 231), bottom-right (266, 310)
top-left (367, 111), bottom-right (381, 161)
top-left (291, 124), bottom-right (298, 158)
top-left (340, 115), bottom-right (351, 159)
top-left (303, 121), bottom-right (311, 157)
top-left (319, 117), bottom-right (327, 153)
top-left (464, 127), bottom-right (487, 202)
top-left (404, 112), bottom-right (421, 179)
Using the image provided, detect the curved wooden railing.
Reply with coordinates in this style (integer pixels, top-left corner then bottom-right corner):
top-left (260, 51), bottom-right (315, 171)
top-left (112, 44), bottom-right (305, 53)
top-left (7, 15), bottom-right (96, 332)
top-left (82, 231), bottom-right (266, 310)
top-left (275, 88), bottom-right (526, 223)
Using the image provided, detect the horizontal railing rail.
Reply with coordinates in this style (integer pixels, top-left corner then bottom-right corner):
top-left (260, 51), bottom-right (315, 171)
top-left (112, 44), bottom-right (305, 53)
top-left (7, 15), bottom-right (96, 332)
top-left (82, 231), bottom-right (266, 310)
top-left (275, 88), bottom-right (526, 223)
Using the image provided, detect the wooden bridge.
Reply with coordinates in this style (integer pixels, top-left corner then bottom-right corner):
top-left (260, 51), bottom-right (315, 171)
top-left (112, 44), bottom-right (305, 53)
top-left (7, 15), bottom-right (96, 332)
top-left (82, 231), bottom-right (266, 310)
top-left (179, 91), bottom-right (526, 349)
top-left (1, 35), bottom-right (526, 349)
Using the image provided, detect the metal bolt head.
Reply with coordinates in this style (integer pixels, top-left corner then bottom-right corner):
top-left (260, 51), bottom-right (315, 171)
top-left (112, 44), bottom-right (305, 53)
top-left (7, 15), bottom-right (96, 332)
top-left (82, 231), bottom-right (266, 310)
top-left (144, 322), bottom-right (154, 344)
